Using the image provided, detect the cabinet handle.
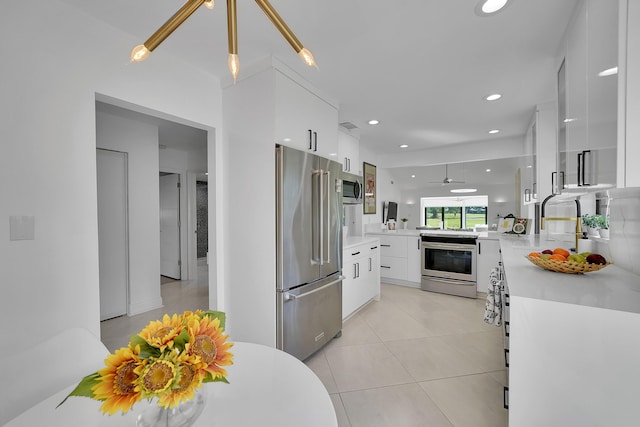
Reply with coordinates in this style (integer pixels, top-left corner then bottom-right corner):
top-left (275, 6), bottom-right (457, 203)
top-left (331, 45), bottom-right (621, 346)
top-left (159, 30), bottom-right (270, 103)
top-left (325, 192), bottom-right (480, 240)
top-left (353, 263), bottom-right (358, 279)
top-left (313, 131), bottom-right (318, 152)
top-left (347, 158), bottom-right (351, 171)
top-left (351, 251), bottom-right (360, 256)
top-left (368, 257), bottom-right (372, 272)
top-left (371, 246), bottom-right (378, 250)
top-left (532, 182), bottom-right (537, 199)
top-left (356, 262), bottom-right (360, 278)
top-left (551, 171), bottom-right (565, 195)
top-left (344, 157), bottom-right (348, 171)
top-left (381, 265), bottom-right (391, 269)
top-left (417, 239), bottom-right (420, 250)
top-left (381, 244), bottom-right (391, 247)
top-left (579, 150), bottom-right (592, 186)
top-left (478, 242), bottom-right (481, 255)
top-left (524, 188), bottom-right (531, 202)
top-left (308, 129), bottom-right (313, 150)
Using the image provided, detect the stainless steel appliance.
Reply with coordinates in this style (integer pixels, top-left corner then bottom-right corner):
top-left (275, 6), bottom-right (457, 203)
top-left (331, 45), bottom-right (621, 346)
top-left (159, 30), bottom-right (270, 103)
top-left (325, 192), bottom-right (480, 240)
top-left (341, 172), bottom-right (363, 204)
top-left (276, 145), bottom-right (343, 361)
top-left (421, 233), bottom-right (478, 298)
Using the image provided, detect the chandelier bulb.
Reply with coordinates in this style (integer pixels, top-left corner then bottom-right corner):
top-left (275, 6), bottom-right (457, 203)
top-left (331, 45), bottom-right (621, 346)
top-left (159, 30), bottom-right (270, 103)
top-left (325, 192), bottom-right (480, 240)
top-left (130, 44), bottom-right (151, 62)
top-left (298, 48), bottom-right (317, 68)
top-left (204, 0), bottom-right (215, 10)
top-left (228, 53), bottom-right (240, 83)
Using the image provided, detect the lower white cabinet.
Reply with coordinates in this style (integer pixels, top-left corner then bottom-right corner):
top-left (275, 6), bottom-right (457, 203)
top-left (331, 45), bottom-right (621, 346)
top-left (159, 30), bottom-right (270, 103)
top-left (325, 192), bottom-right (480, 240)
top-left (342, 240), bottom-right (380, 320)
top-left (476, 238), bottom-right (501, 293)
top-left (375, 233), bottom-right (421, 285)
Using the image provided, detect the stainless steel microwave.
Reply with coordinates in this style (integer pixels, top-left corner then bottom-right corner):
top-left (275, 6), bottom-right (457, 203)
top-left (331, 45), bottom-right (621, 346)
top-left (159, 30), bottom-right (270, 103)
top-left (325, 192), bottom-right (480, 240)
top-left (342, 172), bottom-right (363, 204)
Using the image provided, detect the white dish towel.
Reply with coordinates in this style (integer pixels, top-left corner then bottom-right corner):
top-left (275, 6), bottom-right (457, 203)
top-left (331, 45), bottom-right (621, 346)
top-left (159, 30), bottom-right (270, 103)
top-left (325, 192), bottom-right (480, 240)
top-left (483, 267), bottom-right (504, 326)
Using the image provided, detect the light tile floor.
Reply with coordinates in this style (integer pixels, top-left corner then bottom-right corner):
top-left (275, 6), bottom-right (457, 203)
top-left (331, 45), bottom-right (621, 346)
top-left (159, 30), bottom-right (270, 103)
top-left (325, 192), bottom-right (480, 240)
top-left (307, 284), bottom-right (508, 427)
top-left (101, 271), bottom-right (508, 427)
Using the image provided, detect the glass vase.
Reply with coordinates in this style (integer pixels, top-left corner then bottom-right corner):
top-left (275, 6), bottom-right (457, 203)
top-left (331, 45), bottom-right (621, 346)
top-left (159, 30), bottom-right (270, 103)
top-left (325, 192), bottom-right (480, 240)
top-left (137, 387), bottom-right (207, 427)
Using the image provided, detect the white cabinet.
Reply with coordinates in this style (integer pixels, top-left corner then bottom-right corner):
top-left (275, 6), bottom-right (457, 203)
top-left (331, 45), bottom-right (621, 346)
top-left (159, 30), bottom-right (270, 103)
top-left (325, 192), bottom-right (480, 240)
top-left (476, 238), bottom-right (501, 293)
top-left (376, 233), bottom-right (421, 285)
top-left (558, 0), bottom-right (617, 191)
top-left (342, 240), bottom-right (380, 320)
top-left (337, 129), bottom-right (360, 174)
top-left (275, 71), bottom-right (338, 159)
top-left (406, 235), bottom-right (422, 283)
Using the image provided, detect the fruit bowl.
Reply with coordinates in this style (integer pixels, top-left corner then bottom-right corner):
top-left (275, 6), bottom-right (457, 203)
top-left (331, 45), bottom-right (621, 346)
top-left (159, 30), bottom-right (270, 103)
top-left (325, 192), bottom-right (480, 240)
top-left (526, 255), bottom-right (611, 274)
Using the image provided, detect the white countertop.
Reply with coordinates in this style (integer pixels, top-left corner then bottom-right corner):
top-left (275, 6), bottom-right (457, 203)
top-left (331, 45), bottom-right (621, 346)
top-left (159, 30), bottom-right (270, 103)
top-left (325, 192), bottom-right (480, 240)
top-left (344, 235), bottom-right (380, 250)
top-left (499, 234), bottom-right (640, 314)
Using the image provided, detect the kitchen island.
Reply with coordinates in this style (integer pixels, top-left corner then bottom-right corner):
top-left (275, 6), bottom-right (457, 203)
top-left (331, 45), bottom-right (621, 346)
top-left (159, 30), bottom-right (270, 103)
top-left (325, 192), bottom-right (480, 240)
top-left (499, 234), bottom-right (640, 426)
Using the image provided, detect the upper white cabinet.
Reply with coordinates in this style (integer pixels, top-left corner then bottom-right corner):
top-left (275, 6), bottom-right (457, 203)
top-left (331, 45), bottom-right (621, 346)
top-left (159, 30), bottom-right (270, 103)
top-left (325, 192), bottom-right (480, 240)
top-left (557, 0), bottom-right (618, 191)
top-left (274, 71), bottom-right (338, 159)
top-left (337, 129), bottom-right (360, 174)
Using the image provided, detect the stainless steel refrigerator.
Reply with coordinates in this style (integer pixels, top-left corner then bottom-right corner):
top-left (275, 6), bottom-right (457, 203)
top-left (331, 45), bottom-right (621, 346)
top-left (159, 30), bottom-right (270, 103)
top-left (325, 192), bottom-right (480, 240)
top-left (276, 145), bottom-right (343, 361)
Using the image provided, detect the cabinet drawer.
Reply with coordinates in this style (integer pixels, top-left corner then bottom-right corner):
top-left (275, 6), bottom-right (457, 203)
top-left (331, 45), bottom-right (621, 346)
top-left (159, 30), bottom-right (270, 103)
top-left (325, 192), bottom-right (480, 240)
top-left (379, 256), bottom-right (407, 281)
top-left (379, 235), bottom-right (408, 258)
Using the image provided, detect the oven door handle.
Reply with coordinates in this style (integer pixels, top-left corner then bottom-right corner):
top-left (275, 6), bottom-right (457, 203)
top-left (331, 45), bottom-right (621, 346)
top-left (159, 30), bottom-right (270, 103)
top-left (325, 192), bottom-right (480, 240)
top-left (422, 276), bottom-right (474, 286)
top-left (422, 242), bottom-right (476, 251)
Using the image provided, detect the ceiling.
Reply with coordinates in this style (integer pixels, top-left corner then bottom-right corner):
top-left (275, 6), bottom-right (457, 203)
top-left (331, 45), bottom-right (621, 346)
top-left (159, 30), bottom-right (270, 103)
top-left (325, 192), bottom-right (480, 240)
top-left (65, 0), bottom-right (578, 186)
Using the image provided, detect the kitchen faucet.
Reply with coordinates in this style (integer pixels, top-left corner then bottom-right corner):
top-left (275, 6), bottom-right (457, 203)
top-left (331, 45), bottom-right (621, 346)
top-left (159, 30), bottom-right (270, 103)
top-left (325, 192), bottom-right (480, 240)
top-left (540, 194), bottom-right (582, 252)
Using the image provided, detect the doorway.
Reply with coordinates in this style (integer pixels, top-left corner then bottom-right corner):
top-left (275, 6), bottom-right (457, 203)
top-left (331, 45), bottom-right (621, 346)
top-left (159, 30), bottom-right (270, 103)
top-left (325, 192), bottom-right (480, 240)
top-left (160, 172), bottom-right (181, 280)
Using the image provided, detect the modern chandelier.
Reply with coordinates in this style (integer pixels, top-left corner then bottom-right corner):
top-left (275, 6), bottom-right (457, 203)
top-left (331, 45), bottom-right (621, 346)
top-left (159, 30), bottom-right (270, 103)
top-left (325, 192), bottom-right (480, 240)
top-left (130, 0), bottom-right (317, 81)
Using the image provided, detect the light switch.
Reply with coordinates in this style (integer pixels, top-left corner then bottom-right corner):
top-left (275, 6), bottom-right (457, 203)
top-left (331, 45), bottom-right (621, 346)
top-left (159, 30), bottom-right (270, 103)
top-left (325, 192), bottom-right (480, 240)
top-left (10, 216), bottom-right (35, 240)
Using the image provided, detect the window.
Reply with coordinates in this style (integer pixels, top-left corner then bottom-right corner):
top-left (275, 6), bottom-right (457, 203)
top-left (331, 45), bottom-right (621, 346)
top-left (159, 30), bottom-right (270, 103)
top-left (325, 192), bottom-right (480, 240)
top-left (421, 196), bottom-right (488, 230)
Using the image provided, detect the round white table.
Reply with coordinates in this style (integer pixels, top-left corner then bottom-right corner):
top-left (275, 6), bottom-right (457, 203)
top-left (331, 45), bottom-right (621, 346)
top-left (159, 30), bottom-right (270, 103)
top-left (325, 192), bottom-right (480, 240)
top-left (5, 342), bottom-right (337, 427)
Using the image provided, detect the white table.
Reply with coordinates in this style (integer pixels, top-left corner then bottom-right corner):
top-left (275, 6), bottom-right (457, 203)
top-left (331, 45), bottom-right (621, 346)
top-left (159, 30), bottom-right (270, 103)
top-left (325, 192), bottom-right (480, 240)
top-left (5, 342), bottom-right (337, 427)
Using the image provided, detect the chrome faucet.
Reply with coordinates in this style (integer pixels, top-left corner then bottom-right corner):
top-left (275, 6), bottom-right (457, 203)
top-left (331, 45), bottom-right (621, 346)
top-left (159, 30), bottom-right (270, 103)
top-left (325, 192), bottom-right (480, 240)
top-left (540, 195), bottom-right (582, 252)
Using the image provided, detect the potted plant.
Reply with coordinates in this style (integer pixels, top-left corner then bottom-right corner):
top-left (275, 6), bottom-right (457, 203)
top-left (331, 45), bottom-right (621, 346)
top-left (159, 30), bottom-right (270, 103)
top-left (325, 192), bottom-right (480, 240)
top-left (401, 218), bottom-right (408, 229)
top-left (581, 214), bottom-right (600, 237)
top-left (595, 214), bottom-right (610, 239)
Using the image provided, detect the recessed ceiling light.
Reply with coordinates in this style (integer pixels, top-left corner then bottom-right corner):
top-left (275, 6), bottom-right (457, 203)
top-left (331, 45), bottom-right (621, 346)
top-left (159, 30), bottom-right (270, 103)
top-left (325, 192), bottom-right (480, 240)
top-left (411, 174), bottom-right (416, 178)
top-left (489, 129), bottom-right (500, 134)
top-left (450, 188), bottom-right (478, 193)
top-left (329, 152), bottom-right (337, 156)
top-left (283, 137), bottom-right (292, 142)
top-left (563, 118), bottom-right (576, 123)
top-left (368, 119), bottom-right (380, 125)
top-left (486, 169), bottom-right (491, 172)
top-left (527, 165), bottom-right (532, 168)
top-left (399, 144), bottom-right (408, 148)
top-left (598, 67), bottom-right (618, 77)
top-left (484, 93), bottom-right (502, 101)
top-left (476, 0), bottom-right (509, 15)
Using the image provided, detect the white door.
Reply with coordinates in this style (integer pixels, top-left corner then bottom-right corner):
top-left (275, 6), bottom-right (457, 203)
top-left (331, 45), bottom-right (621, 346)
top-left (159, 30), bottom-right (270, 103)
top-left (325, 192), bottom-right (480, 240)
top-left (97, 149), bottom-right (128, 320)
top-left (160, 173), bottom-right (181, 279)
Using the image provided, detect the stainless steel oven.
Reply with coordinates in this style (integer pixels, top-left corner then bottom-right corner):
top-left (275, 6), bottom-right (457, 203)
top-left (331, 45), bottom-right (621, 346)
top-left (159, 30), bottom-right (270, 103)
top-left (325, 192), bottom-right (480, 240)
top-left (421, 234), bottom-right (477, 298)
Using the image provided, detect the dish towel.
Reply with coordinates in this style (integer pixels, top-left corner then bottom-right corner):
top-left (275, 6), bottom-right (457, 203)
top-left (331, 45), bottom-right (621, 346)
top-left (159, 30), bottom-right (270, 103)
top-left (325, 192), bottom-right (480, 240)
top-left (483, 267), bottom-right (503, 326)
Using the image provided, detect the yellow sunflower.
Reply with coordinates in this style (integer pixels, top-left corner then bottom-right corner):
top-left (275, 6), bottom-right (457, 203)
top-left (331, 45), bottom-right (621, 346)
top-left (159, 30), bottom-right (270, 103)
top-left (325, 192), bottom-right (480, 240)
top-left (92, 347), bottom-right (142, 415)
top-left (138, 313), bottom-right (183, 351)
top-left (157, 351), bottom-right (206, 408)
top-left (186, 315), bottom-right (234, 380)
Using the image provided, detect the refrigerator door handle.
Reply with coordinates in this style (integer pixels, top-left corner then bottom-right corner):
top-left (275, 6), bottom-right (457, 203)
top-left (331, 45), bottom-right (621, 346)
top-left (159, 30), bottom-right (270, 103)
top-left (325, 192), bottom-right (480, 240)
top-left (284, 277), bottom-right (344, 301)
top-left (323, 170), bottom-right (331, 264)
top-left (311, 169), bottom-right (322, 264)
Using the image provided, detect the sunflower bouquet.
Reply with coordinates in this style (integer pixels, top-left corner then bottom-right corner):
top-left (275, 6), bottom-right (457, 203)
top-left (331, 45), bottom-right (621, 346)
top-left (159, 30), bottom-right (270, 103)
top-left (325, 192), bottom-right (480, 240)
top-left (58, 310), bottom-right (233, 415)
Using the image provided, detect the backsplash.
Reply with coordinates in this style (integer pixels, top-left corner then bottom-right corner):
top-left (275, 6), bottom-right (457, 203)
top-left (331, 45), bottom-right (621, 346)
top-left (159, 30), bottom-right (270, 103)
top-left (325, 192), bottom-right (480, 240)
top-left (607, 187), bottom-right (640, 275)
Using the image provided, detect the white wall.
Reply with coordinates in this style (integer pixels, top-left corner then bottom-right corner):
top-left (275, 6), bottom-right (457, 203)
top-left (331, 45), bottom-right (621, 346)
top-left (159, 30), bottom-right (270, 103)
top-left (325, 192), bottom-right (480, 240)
top-left (0, 1), bottom-right (223, 353)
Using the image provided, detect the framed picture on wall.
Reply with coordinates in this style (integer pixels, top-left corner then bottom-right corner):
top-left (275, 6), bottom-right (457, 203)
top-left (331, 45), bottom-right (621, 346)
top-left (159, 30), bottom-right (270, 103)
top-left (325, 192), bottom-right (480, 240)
top-left (363, 162), bottom-right (376, 214)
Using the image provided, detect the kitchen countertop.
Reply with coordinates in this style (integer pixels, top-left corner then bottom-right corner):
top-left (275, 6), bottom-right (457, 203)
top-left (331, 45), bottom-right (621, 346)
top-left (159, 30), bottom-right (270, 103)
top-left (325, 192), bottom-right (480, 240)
top-left (344, 235), bottom-right (380, 250)
top-left (366, 229), bottom-right (498, 239)
top-left (499, 234), bottom-right (640, 314)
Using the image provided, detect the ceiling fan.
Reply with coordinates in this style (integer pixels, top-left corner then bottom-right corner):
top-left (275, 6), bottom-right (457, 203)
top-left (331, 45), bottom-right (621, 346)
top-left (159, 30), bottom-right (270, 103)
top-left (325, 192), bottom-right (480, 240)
top-left (430, 164), bottom-right (465, 185)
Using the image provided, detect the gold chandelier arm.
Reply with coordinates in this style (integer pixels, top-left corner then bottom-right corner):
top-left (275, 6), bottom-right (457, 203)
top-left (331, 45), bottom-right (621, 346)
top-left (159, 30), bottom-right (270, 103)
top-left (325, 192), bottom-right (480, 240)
top-left (227, 0), bottom-right (238, 55)
top-left (144, 0), bottom-right (206, 52)
top-left (254, 0), bottom-right (304, 53)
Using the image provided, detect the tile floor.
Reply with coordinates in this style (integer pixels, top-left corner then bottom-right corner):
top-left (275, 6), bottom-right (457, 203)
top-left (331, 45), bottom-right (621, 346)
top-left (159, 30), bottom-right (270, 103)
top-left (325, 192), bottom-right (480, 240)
top-left (101, 269), bottom-right (508, 427)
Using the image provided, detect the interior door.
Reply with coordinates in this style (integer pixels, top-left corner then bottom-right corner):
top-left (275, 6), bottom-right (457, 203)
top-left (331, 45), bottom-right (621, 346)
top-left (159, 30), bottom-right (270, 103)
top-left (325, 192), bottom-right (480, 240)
top-left (97, 149), bottom-right (128, 321)
top-left (160, 173), bottom-right (181, 279)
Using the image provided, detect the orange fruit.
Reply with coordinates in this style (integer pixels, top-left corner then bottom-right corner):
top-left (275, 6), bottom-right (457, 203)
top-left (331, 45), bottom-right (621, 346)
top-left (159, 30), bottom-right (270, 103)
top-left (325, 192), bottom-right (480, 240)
top-left (549, 254), bottom-right (567, 262)
top-left (553, 248), bottom-right (570, 258)
top-left (528, 252), bottom-right (541, 258)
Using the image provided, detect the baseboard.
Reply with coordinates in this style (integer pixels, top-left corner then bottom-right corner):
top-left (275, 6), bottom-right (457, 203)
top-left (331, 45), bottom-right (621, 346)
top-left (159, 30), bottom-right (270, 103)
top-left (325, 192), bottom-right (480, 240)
top-left (128, 297), bottom-right (164, 316)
